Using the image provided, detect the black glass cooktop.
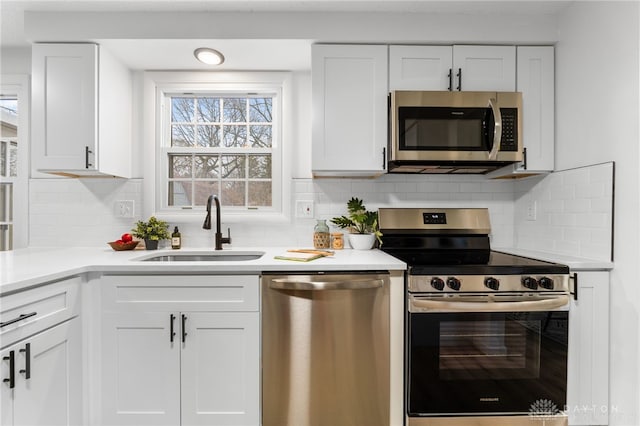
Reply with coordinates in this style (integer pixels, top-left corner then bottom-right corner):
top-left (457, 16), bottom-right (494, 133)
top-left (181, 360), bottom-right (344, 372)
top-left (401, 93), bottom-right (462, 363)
top-left (406, 251), bottom-right (570, 276)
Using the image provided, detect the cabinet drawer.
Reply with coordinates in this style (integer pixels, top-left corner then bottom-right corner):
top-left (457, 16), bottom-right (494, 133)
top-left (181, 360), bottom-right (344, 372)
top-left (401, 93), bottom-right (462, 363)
top-left (101, 275), bottom-right (259, 312)
top-left (0, 277), bottom-right (81, 348)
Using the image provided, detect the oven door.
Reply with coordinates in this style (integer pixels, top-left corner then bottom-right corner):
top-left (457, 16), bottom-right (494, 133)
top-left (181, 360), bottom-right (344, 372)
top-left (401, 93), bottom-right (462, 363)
top-left (407, 296), bottom-right (568, 417)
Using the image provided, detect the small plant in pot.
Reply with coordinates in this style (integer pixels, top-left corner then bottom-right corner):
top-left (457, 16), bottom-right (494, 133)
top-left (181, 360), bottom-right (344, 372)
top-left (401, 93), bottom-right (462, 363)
top-left (132, 216), bottom-right (170, 250)
top-left (330, 197), bottom-right (382, 250)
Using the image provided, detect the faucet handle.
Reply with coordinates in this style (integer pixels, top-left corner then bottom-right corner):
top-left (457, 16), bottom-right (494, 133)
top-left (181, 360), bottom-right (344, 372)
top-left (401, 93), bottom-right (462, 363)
top-left (222, 227), bottom-right (232, 245)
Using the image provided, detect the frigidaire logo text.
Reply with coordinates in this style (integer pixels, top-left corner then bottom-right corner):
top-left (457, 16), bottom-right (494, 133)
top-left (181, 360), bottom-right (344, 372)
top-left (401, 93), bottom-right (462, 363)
top-left (479, 397), bottom-right (500, 402)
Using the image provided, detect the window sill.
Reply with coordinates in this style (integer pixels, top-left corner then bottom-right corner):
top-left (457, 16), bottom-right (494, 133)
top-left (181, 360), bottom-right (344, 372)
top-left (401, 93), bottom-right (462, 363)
top-left (154, 210), bottom-right (290, 225)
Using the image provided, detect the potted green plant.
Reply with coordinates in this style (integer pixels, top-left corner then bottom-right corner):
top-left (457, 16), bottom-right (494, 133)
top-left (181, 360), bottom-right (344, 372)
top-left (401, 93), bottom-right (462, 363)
top-left (330, 197), bottom-right (382, 250)
top-left (132, 216), bottom-right (170, 250)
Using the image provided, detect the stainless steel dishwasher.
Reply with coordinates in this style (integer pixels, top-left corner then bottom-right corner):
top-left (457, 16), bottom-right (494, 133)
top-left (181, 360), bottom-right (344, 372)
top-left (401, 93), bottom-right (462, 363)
top-left (261, 272), bottom-right (390, 426)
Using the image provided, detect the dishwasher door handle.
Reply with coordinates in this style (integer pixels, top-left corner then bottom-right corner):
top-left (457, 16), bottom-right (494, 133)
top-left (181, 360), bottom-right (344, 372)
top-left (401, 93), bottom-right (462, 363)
top-left (270, 277), bottom-right (384, 291)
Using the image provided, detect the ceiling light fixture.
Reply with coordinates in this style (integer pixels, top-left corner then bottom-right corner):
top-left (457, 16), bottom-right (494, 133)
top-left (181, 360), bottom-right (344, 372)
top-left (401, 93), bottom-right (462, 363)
top-left (194, 48), bottom-right (225, 65)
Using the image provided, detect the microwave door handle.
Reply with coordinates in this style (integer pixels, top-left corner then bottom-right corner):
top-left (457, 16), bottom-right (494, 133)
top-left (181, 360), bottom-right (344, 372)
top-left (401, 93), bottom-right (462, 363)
top-left (488, 97), bottom-right (502, 160)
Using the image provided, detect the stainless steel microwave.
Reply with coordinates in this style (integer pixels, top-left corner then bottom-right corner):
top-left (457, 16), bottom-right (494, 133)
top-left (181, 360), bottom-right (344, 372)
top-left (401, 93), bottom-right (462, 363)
top-left (388, 91), bottom-right (523, 174)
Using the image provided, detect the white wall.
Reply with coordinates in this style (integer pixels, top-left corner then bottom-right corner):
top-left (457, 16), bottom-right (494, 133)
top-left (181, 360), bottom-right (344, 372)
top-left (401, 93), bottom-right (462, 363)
top-left (24, 10), bottom-right (559, 45)
top-left (0, 47), bottom-right (30, 74)
top-left (556, 2), bottom-right (640, 425)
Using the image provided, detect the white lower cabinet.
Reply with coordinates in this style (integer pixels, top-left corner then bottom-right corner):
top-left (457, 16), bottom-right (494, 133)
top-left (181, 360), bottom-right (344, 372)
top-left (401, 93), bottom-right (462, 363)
top-left (100, 275), bottom-right (260, 426)
top-left (1, 277), bottom-right (82, 426)
top-left (1, 318), bottom-right (82, 426)
top-left (181, 312), bottom-right (259, 426)
top-left (567, 270), bottom-right (610, 425)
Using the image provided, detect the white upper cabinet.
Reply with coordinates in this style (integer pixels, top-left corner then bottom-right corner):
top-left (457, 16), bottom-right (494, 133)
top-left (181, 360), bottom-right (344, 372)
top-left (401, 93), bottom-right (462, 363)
top-left (389, 45), bottom-right (516, 91)
top-left (389, 46), bottom-right (453, 90)
top-left (516, 46), bottom-right (555, 172)
top-left (489, 46), bottom-right (555, 178)
top-left (32, 43), bottom-right (132, 178)
top-left (312, 44), bottom-right (388, 177)
top-left (452, 45), bottom-right (516, 91)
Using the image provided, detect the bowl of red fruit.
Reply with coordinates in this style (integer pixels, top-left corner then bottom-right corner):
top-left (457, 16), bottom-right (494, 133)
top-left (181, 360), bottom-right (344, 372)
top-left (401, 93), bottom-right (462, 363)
top-left (108, 233), bottom-right (139, 251)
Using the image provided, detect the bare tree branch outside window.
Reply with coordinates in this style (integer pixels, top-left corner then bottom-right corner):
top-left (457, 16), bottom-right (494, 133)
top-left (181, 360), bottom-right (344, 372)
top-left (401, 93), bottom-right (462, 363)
top-left (167, 95), bottom-right (273, 209)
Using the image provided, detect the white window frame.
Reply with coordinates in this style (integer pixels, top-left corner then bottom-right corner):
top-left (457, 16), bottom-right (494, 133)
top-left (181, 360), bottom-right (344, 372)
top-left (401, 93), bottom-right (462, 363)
top-left (0, 75), bottom-right (30, 249)
top-left (143, 71), bottom-right (292, 224)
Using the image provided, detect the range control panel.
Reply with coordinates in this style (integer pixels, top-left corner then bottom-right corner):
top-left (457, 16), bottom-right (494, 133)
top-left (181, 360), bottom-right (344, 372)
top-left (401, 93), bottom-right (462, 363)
top-left (409, 274), bottom-right (570, 293)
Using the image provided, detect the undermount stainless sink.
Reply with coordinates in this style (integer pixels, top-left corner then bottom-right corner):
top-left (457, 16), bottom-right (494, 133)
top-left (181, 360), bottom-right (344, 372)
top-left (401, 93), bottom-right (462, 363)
top-left (134, 251), bottom-right (265, 262)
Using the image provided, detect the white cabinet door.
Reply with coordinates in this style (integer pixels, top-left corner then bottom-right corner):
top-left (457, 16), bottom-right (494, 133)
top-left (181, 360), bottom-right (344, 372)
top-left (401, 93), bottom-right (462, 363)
top-left (1, 347), bottom-right (15, 425)
top-left (101, 312), bottom-right (181, 426)
top-left (32, 43), bottom-right (97, 172)
top-left (389, 46), bottom-right (453, 90)
top-left (31, 43), bottom-right (132, 178)
top-left (517, 46), bottom-right (555, 172)
top-left (453, 45), bottom-right (516, 91)
top-left (312, 44), bottom-right (388, 176)
top-left (13, 318), bottom-right (82, 426)
top-left (181, 312), bottom-right (260, 426)
top-left (389, 45), bottom-right (516, 91)
top-left (1, 319), bottom-right (82, 426)
top-left (567, 271), bottom-right (609, 426)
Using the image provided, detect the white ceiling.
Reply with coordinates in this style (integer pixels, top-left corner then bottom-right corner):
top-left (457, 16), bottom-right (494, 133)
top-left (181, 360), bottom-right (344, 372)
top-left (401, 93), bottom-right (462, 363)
top-left (0, 0), bottom-right (572, 70)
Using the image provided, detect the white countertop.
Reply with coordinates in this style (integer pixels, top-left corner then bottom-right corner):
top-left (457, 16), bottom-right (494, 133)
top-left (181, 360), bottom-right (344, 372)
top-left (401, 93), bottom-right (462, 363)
top-left (1, 245), bottom-right (613, 296)
top-left (494, 247), bottom-right (614, 270)
top-left (0, 246), bottom-right (407, 295)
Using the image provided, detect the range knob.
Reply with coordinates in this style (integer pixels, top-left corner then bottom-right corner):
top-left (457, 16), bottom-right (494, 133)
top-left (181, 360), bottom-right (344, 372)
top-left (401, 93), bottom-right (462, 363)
top-left (521, 276), bottom-right (539, 290)
top-left (430, 277), bottom-right (445, 291)
top-left (484, 277), bottom-right (500, 291)
top-left (446, 277), bottom-right (461, 291)
top-left (539, 277), bottom-right (555, 290)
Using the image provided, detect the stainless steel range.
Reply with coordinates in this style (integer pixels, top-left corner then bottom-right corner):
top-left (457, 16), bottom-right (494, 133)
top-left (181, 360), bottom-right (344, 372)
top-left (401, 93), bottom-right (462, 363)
top-left (379, 208), bottom-right (570, 426)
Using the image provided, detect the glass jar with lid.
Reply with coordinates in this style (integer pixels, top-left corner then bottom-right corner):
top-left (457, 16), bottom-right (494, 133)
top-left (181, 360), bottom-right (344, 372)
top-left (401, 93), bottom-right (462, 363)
top-left (313, 219), bottom-right (330, 249)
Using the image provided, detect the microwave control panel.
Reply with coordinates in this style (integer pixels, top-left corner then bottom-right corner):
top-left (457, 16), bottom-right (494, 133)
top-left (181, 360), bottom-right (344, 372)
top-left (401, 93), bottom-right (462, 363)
top-left (499, 108), bottom-right (518, 151)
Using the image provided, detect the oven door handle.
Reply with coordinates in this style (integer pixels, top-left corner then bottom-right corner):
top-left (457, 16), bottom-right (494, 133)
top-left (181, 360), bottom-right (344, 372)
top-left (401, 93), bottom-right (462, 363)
top-left (410, 294), bottom-right (570, 312)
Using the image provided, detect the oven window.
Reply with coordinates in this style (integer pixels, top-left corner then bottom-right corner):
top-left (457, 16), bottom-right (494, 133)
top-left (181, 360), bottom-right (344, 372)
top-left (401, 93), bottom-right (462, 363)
top-left (439, 316), bottom-right (541, 380)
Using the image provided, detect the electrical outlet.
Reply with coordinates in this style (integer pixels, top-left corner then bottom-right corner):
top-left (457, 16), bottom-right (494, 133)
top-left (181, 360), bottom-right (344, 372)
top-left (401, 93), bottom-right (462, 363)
top-left (115, 200), bottom-right (135, 218)
top-left (526, 200), bottom-right (537, 221)
top-left (295, 200), bottom-right (314, 218)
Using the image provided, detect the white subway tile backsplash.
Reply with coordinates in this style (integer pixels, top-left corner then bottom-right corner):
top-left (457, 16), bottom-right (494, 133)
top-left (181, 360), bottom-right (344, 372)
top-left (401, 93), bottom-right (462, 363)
top-left (28, 164), bottom-right (612, 261)
top-left (29, 178), bottom-right (144, 247)
top-left (514, 162), bottom-right (614, 261)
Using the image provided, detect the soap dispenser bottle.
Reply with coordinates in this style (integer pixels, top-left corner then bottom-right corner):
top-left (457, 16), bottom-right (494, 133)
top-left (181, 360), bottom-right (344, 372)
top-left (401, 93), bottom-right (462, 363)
top-left (171, 226), bottom-right (181, 249)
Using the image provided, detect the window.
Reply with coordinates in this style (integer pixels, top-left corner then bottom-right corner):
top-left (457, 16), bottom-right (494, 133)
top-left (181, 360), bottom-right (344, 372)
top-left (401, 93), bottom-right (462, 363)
top-left (0, 98), bottom-right (18, 178)
top-left (151, 72), bottom-right (289, 220)
top-left (165, 95), bottom-right (274, 208)
top-left (0, 75), bottom-right (29, 250)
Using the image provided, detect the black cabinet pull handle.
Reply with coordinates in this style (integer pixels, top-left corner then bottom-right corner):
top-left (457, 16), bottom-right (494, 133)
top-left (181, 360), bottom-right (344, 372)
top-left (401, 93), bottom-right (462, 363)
top-left (85, 146), bottom-right (93, 168)
top-left (382, 147), bottom-right (386, 170)
top-left (522, 147), bottom-right (528, 170)
top-left (3, 350), bottom-right (15, 389)
top-left (456, 68), bottom-right (462, 91)
top-left (571, 273), bottom-right (579, 301)
top-left (0, 311), bottom-right (37, 328)
top-left (447, 68), bottom-right (453, 91)
top-left (170, 314), bottom-right (176, 343)
top-left (19, 343), bottom-right (30, 379)
top-left (181, 314), bottom-right (187, 343)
